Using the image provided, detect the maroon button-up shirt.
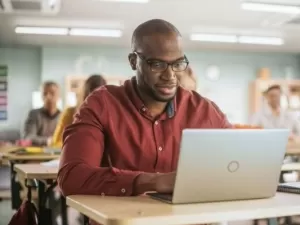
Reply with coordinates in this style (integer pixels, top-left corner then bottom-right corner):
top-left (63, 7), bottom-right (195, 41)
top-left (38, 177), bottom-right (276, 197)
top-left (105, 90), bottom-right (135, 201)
top-left (58, 77), bottom-right (231, 198)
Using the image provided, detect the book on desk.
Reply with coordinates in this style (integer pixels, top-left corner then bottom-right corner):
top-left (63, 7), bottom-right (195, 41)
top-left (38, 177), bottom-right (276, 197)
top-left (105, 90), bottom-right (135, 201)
top-left (14, 147), bottom-right (61, 155)
top-left (278, 182), bottom-right (300, 194)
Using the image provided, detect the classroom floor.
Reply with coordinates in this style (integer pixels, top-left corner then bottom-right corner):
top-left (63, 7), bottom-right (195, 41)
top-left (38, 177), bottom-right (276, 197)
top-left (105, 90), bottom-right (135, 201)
top-left (0, 200), bottom-right (14, 225)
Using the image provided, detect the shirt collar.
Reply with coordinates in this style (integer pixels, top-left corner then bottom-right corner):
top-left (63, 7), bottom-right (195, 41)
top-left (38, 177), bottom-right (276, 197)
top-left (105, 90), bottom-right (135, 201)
top-left (263, 104), bottom-right (284, 117)
top-left (40, 107), bottom-right (60, 119)
top-left (125, 76), bottom-right (176, 119)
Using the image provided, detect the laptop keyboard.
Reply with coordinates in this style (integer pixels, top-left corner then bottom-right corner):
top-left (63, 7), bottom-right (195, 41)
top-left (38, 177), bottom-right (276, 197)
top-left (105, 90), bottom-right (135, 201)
top-left (148, 192), bottom-right (173, 201)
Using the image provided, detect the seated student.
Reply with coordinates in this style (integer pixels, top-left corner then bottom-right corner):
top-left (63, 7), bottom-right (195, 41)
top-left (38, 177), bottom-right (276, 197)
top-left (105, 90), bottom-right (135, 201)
top-left (251, 84), bottom-right (300, 165)
top-left (24, 81), bottom-right (61, 146)
top-left (179, 66), bottom-right (197, 91)
top-left (51, 74), bottom-right (107, 148)
top-left (251, 85), bottom-right (300, 137)
top-left (58, 19), bottom-right (232, 225)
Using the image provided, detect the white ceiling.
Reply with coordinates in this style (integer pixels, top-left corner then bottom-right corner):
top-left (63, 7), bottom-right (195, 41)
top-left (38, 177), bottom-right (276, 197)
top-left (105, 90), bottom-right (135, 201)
top-left (2, 0), bottom-right (300, 52)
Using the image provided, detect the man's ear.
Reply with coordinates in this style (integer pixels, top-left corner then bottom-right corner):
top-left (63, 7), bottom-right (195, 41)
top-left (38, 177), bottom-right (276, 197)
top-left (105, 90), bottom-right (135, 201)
top-left (128, 53), bottom-right (137, 70)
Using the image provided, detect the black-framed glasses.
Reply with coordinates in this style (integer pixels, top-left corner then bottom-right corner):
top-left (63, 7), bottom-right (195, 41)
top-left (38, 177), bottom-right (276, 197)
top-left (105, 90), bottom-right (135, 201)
top-left (134, 52), bottom-right (189, 73)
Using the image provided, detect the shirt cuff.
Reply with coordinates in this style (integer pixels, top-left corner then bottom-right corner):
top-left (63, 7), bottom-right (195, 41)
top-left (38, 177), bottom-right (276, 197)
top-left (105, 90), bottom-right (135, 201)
top-left (111, 169), bottom-right (143, 196)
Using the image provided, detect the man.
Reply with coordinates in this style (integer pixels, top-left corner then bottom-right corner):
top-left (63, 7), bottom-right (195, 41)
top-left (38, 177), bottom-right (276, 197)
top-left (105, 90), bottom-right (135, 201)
top-left (251, 85), bottom-right (300, 138)
top-left (58, 19), bottom-right (231, 207)
top-left (24, 81), bottom-right (61, 146)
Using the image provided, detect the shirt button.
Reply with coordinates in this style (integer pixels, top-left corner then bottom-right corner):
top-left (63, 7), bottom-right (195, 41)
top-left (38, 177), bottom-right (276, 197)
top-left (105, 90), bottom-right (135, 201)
top-left (142, 107), bottom-right (146, 111)
top-left (101, 192), bottom-right (105, 196)
top-left (121, 188), bottom-right (126, 193)
top-left (158, 146), bottom-right (162, 151)
top-left (154, 121), bottom-right (158, 125)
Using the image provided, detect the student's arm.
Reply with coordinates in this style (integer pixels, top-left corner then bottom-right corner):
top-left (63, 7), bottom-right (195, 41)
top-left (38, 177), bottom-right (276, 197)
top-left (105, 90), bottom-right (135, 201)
top-left (57, 92), bottom-right (158, 196)
top-left (24, 110), bottom-right (48, 146)
top-left (51, 107), bottom-right (75, 148)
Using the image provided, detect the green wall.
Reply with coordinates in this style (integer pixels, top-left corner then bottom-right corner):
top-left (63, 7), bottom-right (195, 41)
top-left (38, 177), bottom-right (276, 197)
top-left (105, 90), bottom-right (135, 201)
top-left (1, 46), bottom-right (300, 130)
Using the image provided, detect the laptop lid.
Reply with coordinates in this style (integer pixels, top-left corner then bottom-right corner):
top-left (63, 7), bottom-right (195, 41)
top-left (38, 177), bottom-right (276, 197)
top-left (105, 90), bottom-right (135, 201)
top-left (171, 129), bottom-right (289, 204)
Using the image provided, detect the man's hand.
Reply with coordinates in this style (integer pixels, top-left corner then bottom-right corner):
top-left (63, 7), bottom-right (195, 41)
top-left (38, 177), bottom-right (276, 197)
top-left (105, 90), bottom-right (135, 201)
top-left (155, 172), bottom-right (176, 193)
top-left (133, 172), bottom-right (176, 195)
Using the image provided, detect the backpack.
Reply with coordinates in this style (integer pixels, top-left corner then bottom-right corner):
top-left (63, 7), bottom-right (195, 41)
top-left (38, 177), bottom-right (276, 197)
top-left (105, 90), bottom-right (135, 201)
top-left (8, 200), bottom-right (38, 225)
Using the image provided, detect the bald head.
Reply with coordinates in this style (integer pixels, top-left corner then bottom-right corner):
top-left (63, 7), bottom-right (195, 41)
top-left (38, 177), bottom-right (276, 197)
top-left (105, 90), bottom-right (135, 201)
top-left (131, 19), bottom-right (181, 51)
top-left (128, 19), bottom-right (187, 103)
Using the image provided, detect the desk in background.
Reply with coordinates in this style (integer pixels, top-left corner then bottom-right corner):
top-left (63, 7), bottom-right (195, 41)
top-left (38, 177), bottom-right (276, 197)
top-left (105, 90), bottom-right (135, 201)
top-left (3, 150), bottom-right (60, 210)
top-left (286, 139), bottom-right (300, 155)
top-left (14, 164), bottom-right (67, 225)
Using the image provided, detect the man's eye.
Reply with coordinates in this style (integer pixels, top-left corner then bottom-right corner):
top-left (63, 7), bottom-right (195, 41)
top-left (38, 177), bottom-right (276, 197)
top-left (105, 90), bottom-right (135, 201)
top-left (174, 62), bottom-right (186, 68)
top-left (151, 62), bottom-right (164, 68)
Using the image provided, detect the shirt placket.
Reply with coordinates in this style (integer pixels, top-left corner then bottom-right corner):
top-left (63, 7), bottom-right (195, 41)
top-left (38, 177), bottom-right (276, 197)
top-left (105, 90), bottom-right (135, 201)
top-left (153, 119), bottom-right (165, 173)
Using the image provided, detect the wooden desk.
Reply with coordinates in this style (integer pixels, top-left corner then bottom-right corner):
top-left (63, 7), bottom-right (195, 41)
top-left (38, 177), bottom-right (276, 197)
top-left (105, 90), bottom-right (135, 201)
top-left (14, 164), bottom-right (58, 180)
top-left (0, 145), bottom-right (20, 154)
top-left (282, 163), bottom-right (300, 172)
top-left (66, 193), bottom-right (300, 225)
top-left (14, 164), bottom-right (67, 225)
top-left (3, 152), bottom-right (59, 161)
top-left (286, 139), bottom-right (300, 155)
top-left (4, 152), bottom-right (60, 210)
top-left (0, 146), bottom-right (22, 165)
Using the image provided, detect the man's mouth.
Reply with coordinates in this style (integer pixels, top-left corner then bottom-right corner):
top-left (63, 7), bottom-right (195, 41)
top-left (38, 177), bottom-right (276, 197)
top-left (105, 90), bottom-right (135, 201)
top-left (155, 85), bottom-right (177, 95)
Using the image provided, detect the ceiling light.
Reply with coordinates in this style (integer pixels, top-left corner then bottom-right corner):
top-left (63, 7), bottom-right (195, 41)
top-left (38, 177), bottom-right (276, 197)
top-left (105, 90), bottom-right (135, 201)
top-left (69, 28), bottom-right (122, 37)
top-left (238, 36), bottom-right (284, 45)
top-left (15, 26), bottom-right (68, 35)
top-left (241, 2), bottom-right (300, 14)
top-left (190, 34), bottom-right (238, 43)
top-left (98, 0), bottom-right (149, 3)
top-left (48, 0), bottom-right (57, 7)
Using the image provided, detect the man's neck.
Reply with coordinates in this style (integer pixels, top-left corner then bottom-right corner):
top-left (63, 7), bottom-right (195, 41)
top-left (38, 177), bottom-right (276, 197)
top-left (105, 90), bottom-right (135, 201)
top-left (270, 106), bottom-right (280, 116)
top-left (147, 101), bottom-right (168, 118)
top-left (44, 106), bottom-right (58, 116)
top-left (137, 88), bottom-right (168, 118)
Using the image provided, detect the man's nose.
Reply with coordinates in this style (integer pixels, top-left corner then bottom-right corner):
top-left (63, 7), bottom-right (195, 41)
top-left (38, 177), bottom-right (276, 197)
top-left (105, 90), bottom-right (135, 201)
top-left (162, 65), bottom-right (175, 80)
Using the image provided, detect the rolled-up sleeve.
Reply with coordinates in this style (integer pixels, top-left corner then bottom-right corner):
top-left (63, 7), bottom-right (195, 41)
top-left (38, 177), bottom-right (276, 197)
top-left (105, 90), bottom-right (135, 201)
top-left (57, 92), bottom-right (142, 197)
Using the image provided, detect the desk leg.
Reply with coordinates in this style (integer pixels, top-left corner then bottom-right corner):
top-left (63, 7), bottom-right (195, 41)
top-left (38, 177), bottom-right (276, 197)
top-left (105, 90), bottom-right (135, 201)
top-left (38, 180), bottom-right (46, 225)
top-left (60, 196), bottom-right (68, 225)
top-left (285, 216), bottom-right (292, 225)
top-left (83, 215), bottom-right (89, 225)
top-left (38, 181), bottom-right (65, 225)
top-left (10, 161), bottom-right (21, 210)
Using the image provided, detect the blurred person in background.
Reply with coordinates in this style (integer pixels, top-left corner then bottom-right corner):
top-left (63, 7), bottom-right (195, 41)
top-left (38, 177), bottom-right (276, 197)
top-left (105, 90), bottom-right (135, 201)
top-left (24, 81), bottom-right (61, 146)
top-left (179, 66), bottom-right (197, 91)
top-left (251, 85), bottom-right (300, 139)
top-left (51, 74), bottom-right (107, 148)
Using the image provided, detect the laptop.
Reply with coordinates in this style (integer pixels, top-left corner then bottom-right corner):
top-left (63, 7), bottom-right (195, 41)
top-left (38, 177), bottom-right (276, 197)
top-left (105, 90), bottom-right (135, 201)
top-left (148, 129), bottom-right (289, 204)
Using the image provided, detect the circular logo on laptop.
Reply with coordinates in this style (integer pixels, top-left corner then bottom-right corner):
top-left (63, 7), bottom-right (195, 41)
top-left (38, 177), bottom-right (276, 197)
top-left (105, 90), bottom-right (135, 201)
top-left (228, 161), bottom-right (239, 173)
